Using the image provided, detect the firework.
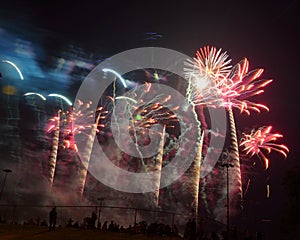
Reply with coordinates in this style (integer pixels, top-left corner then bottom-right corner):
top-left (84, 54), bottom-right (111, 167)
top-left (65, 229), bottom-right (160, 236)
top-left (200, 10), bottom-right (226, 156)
top-left (75, 102), bottom-right (108, 199)
top-left (191, 131), bottom-right (204, 219)
top-left (240, 126), bottom-right (289, 169)
top-left (24, 92), bottom-right (46, 101)
top-left (153, 126), bottom-right (165, 213)
top-left (1, 60), bottom-right (24, 80)
top-left (110, 82), bottom-right (190, 214)
top-left (47, 99), bottom-right (107, 198)
top-left (184, 46), bottom-right (232, 81)
top-left (48, 109), bottom-right (61, 189)
top-left (48, 93), bottom-right (72, 106)
top-left (112, 82), bottom-right (179, 167)
top-left (186, 55), bottom-right (272, 115)
top-left (185, 46), bottom-right (272, 223)
top-left (47, 94), bottom-right (74, 190)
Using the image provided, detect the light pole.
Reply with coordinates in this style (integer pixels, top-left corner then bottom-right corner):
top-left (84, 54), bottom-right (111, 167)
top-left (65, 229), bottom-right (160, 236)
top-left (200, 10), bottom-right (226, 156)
top-left (97, 197), bottom-right (104, 228)
top-left (221, 162), bottom-right (234, 238)
top-left (0, 169), bottom-right (12, 201)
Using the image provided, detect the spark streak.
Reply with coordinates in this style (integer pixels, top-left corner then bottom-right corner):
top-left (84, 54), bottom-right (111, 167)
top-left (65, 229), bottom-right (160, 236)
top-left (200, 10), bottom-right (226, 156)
top-left (184, 45), bottom-right (273, 223)
top-left (48, 110), bottom-right (61, 189)
top-left (48, 94), bottom-right (73, 106)
top-left (77, 105), bottom-right (108, 199)
top-left (1, 60), bottom-right (24, 80)
top-left (240, 126), bottom-right (289, 169)
top-left (24, 92), bottom-right (46, 101)
top-left (103, 68), bottom-right (128, 88)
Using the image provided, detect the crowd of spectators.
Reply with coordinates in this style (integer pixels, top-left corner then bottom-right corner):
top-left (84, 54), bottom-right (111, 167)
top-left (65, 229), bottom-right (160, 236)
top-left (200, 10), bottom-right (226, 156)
top-left (0, 213), bottom-right (265, 240)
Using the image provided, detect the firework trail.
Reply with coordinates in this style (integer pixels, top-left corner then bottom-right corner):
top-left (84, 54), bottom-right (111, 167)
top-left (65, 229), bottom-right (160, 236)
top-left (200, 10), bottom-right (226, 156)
top-left (111, 82), bottom-right (194, 214)
top-left (185, 46), bottom-right (272, 224)
top-left (226, 107), bottom-right (242, 220)
top-left (48, 109), bottom-right (61, 189)
top-left (47, 100), bottom-right (107, 199)
top-left (47, 108), bottom-right (75, 193)
top-left (112, 82), bottom-right (179, 167)
top-left (185, 46), bottom-right (231, 221)
top-left (75, 101), bottom-right (107, 199)
top-left (244, 178), bottom-right (251, 197)
top-left (47, 94), bottom-right (73, 192)
top-left (153, 125), bottom-right (165, 213)
top-left (191, 131), bottom-right (204, 219)
top-left (240, 126), bottom-right (289, 169)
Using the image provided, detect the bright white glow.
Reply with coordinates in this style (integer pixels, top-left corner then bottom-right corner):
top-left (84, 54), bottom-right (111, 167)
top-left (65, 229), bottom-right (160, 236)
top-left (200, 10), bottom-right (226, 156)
top-left (1, 60), bottom-right (24, 80)
top-left (191, 73), bottom-right (209, 90)
top-left (48, 93), bottom-right (72, 106)
top-left (24, 92), bottom-right (46, 100)
top-left (103, 68), bottom-right (128, 88)
top-left (196, 78), bottom-right (209, 90)
top-left (115, 96), bottom-right (137, 103)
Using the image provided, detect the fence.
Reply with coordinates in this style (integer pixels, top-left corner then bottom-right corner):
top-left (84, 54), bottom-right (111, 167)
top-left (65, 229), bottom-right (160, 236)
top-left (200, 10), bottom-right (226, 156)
top-left (0, 204), bottom-right (226, 235)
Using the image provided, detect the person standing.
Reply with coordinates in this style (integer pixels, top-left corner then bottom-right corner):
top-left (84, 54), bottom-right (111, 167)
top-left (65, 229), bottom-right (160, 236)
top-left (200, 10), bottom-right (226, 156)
top-left (49, 207), bottom-right (57, 231)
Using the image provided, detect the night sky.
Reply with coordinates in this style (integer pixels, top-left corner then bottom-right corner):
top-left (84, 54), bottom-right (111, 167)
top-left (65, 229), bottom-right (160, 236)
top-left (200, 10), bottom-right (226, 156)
top-left (1, 0), bottom-right (300, 236)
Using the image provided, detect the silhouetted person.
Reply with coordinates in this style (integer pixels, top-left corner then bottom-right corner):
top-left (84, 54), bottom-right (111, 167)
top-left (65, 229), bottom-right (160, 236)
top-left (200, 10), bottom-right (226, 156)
top-left (102, 221), bottom-right (107, 231)
top-left (67, 217), bottom-right (74, 227)
top-left (49, 207), bottom-right (57, 231)
top-left (172, 224), bottom-right (178, 236)
top-left (108, 220), bottom-right (114, 232)
top-left (91, 211), bottom-right (97, 228)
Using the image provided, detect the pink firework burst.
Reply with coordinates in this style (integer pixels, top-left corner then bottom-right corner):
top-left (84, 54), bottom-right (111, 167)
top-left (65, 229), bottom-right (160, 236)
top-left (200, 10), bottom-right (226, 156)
top-left (47, 100), bottom-right (108, 152)
top-left (224, 58), bottom-right (273, 114)
top-left (240, 126), bottom-right (289, 169)
top-left (185, 47), bottom-right (272, 115)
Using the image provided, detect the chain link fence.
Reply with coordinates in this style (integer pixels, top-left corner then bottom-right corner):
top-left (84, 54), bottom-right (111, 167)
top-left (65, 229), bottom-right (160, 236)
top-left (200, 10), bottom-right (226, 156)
top-left (0, 204), bottom-right (226, 237)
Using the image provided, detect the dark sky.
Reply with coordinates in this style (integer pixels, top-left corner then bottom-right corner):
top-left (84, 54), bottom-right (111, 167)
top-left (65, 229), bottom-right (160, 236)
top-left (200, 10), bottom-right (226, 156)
top-left (3, 1), bottom-right (296, 161)
top-left (1, 0), bottom-right (300, 231)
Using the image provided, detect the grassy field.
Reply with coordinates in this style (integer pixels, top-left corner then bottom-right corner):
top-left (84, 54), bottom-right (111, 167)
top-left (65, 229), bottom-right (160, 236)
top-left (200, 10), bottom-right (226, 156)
top-left (0, 224), bottom-right (182, 240)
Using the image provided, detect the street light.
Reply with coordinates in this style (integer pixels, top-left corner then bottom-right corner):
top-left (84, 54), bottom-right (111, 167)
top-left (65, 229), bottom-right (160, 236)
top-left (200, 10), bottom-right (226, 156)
top-left (97, 197), bottom-right (104, 228)
top-left (0, 169), bottom-right (12, 201)
top-left (221, 162), bottom-right (234, 238)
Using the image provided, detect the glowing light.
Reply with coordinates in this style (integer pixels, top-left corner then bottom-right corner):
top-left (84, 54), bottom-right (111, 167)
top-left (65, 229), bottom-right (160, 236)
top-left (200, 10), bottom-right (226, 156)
top-left (103, 68), bottom-right (128, 88)
top-left (48, 94), bottom-right (72, 106)
top-left (77, 102), bottom-right (108, 198)
top-left (190, 73), bottom-right (210, 90)
top-left (244, 179), bottom-right (251, 197)
top-left (1, 60), bottom-right (24, 80)
top-left (2, 85), bottom-right (17, 95)
top-left (266, 184), bottom-right (270, 198)
top-left (48, 109), bottom-right (61, 189)
top-left (24, 92), bottom-right (46, 100)
top-left (185, 46), bottom-right (272, 223)
top-left (185, 46), bottom-right (232, 80)
top-left (136, 114), bottom-right (142, 121)
top-left (115, 96), bottom-right (137, 103)
top-left (240, 126), bottom-right (289, 169)
top-left (185, 46), bottom-right (272, 114)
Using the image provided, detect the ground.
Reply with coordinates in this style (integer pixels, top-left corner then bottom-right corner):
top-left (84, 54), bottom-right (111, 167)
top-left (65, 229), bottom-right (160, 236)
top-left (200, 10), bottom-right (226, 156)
top-left (0, 224), bottom-right (182, 240)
